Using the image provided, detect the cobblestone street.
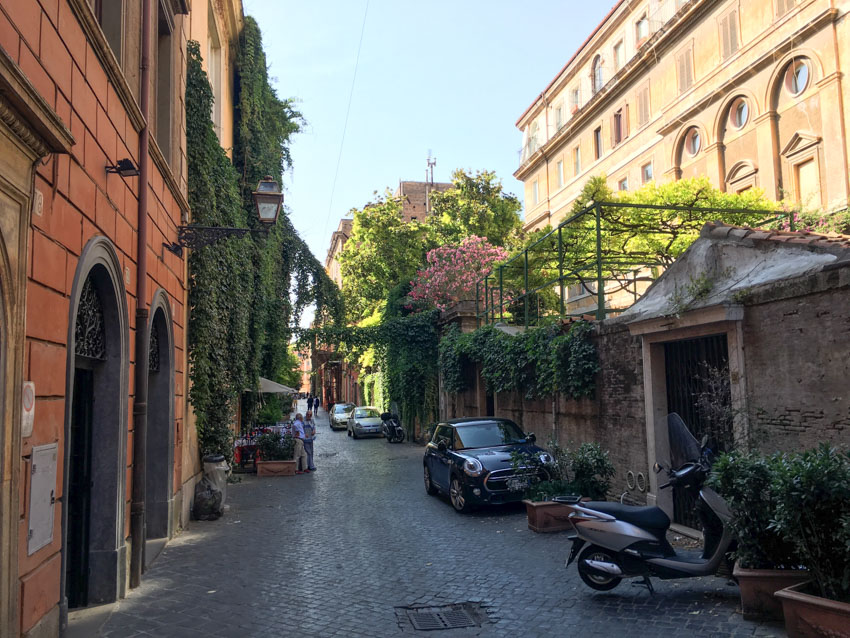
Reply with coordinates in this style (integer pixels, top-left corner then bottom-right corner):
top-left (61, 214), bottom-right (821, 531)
top-left (83, 401), bottom-right (785, 637)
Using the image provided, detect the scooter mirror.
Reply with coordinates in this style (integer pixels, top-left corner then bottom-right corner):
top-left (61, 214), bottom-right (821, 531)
top-left (700, 434), bottom-right (709, 448)
top-left (653, 462), bottom-right (664, 474)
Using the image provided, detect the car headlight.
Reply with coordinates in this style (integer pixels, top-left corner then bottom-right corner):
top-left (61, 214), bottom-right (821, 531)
top-left (539, 452), bottom-right (553, 464)
top-left (355, 422), bottom-right (361, 428)
top-left (463, 457), bottom-right (483, 477)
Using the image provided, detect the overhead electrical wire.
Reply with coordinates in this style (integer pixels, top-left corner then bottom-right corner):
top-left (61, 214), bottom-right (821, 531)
top-left (323, 0), bottom-right (370, 246)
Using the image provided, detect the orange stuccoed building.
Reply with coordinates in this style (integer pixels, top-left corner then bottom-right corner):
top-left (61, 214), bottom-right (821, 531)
top-left (0, 0), bottom-right (243, 636)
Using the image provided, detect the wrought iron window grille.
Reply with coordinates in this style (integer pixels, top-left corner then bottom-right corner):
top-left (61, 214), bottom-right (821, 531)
top-left (75, 278), bottom-right (106, 360)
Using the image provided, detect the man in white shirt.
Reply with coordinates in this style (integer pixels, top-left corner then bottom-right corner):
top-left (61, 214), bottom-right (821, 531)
top-left (291, 413), bottom-right (310, 474)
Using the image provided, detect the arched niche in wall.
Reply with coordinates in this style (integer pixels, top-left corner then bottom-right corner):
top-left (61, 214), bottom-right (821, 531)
top-left (61, 235), bottom-right (129, 610)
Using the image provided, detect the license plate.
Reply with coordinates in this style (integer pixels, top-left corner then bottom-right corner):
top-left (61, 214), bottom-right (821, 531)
top-left (506, 477), bottom-right (530, 491)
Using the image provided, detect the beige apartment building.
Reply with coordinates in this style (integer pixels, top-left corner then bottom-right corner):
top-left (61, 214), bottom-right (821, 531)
top-left (516, 0), bottom-right (850, 232)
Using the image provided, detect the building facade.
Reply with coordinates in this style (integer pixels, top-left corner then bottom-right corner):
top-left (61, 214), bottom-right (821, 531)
top-left (0, 0), bottom-right (243, 636)
top-left (516, 0), bottom-right (850, 232)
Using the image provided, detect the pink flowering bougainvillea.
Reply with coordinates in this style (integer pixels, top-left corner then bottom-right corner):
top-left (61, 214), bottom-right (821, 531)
top-left (409, 236), bottom-right (509, 311)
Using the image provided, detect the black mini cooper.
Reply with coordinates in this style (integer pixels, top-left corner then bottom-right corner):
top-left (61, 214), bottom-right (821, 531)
top-left (423, 418), bottom-right (551, 513)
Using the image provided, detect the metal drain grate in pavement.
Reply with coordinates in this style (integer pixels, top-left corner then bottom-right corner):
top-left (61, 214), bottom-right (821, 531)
top-left (407, 607), bottom-right (476, 631)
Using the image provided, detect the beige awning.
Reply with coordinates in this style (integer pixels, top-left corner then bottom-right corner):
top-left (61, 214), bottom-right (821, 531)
top-left (246, 377), bottom-right (297, 394)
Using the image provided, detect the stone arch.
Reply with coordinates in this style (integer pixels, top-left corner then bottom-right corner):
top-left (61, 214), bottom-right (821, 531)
top-left (671, 120), bottom-right (710, 177)
top-left (145, 289), bottom-right (174, 545)
top-left (714, 88), bottom-right (761, 144)
top-left (60, 236), bottom-right (129, 610)
top-left (765, 48), bottom-right (825, 111)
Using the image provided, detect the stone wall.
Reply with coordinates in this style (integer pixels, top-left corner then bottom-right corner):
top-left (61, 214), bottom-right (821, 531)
top-left (742, 267), bottom-right (850, 451)
top-left (439, 321), bottom-right (650, 504)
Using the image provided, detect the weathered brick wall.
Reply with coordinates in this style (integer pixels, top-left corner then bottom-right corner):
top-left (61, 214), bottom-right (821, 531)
top-left (440, 321), bottom-right (649, 503)
top-left (743, 269), bottom-right (850, 452)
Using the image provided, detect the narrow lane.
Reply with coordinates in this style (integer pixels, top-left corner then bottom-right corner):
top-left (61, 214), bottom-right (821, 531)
top-left (94, 400), bottom-right (783, 637)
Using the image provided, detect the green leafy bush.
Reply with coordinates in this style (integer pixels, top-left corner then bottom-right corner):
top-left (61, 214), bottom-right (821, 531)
top-left (770, 444), bottom-right (850, 602)
top-left (708, 451), bottom-right (799, 569)
top-left (513, 441), bottom-right (614, 501)
top-left (256, 432), bottom-right (295, 461)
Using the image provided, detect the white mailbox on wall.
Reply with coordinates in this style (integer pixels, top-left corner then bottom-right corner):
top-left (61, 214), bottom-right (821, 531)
top-left (28, 443), bottom-right (58, 555)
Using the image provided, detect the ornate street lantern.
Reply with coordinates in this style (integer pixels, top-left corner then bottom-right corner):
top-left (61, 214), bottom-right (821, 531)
top-left (252, 176), bottom-right (284, 225)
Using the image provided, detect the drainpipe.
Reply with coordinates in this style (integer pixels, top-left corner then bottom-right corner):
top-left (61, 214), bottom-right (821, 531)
top-left (130, 0), bottom-right (152, 589)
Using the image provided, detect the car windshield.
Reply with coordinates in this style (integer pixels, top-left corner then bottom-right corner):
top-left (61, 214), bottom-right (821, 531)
top-left (334, 404), bottom-right (354, 414)
top-left (454, 421), bottom-right (526, 449)
top-left (355, 408), bottom-right (380, 419)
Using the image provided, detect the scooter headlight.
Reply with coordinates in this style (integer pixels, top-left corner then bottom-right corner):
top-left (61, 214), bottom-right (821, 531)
top-left (463, 457), bottom-right (483, 477)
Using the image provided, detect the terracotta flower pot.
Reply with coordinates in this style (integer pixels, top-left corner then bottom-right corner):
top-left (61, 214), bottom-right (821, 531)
top-left (733, 564), bottom-right (809, 621)
top-left (775, 581), bottom-right (850, 638)
top-left (523, 500), bottom-right (576, 533)
top-left (256, 460), bottom-right (296, 476)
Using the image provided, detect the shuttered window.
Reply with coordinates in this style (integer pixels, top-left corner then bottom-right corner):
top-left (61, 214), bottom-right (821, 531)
top-left (593, 127), bottom-right (602, 159)
top-left (720, 11), bottom-right (739, 60)
top-left (611, 105), bottom-right (630, 147)
top-left (776, 0), bottom-right (795, 17)
top-left (637, 86), bottom-right (650, 127)
top-left (677, 48), bottom-right (693, 94)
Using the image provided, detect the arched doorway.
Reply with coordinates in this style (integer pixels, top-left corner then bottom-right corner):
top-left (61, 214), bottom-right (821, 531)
top-left (62, 237), bottom-right (128, 609)
top-left (145, 292), bottom-right (174, 558)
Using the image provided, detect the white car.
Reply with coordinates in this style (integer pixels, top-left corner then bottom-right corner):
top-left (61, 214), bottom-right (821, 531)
top-left (347, 406), bottom-right (384, 439)
top-left (330, 403), bottom-right (355, 430)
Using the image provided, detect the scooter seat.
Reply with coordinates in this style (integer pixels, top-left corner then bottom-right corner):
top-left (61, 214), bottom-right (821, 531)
top-left (583, 502), bottom-right (670, 532)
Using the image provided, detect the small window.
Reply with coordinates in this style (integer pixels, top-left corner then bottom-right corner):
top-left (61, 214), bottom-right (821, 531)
top-left (719, 10), bottom-right (739, 60)
top-left (591, 55), bottom-right (603, 95)
top-left (776, 0), bottom-right (796, 18)
top-left (532, 180), bottom-right (539, 205)
top-left (554, 102), bottom-right (564, 131)
top-left (618, 177), bottom-right (628, 191)
top-left (728, 97), bottom-right (748, 129)
top-left (641, 162), bottom-right (654, 184)
top-left (684, 127), bottom-right (701, 156)
top-left (573, 146), bottom-right (581, 175)
top-left (794, 159), bottom-right (819, 206)
top-left (784, 59), bottom-right (809, 96)
top-left (94, 0), bottom-right (124, 63)
top-left (570, 87), bottom-right (580, 113)
top-left (637, 85), bottom-right (650, 127)
top-left (614, 40), bottom-right (625, 71)
top-left (557, 160), bottom-right (564, 188)
top-left (611, 106), bottom-right (629, 146)
top-left (593, 127), bottom-right (602, 160)
top-left (155, 1), bottom-right (174, 160)
top-left (635, 14), bottom-right (649, 44)
top-left (677, 47), bottom-right (694, 94)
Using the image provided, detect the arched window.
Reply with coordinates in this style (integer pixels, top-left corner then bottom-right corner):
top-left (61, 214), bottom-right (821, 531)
top-left (592, 56), bottom-right (603, 95)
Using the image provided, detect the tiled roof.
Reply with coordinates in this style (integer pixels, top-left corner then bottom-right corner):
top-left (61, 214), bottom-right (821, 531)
top-left (701, 222), bottom-right (850, 258)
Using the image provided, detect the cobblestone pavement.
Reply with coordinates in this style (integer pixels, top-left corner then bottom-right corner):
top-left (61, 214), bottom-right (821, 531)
top-left (90, 400), bottom-right (785, 637)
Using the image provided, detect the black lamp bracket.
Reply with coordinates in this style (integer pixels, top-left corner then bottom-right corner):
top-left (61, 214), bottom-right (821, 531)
top-left (163, 224), bottom-right (269, 257)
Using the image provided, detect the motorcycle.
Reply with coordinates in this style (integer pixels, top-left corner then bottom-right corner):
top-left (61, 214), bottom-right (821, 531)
top-left (565, 413), bottom-right (733, 593)
top-left (380, 413), bottom-right (405, 443)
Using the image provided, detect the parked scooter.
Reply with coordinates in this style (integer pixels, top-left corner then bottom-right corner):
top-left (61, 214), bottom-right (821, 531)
top-left (565, 413), bottom-right (733, 593)
top-left (380, 413), bottom-right (405, 443)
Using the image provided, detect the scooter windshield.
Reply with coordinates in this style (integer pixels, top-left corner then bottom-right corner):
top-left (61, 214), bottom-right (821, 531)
top-left (667, 413), bottom-right (702, 468)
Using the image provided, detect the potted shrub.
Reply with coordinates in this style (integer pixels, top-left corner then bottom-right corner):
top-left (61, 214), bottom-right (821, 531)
top-left (519, 441), bottom-right (614, 533)
top-left (255, 431), bottom-right (296, 476)
top-left (772, 444), bottom-right (850, 637)
top-left (708, 451), bottom-right (806, 621)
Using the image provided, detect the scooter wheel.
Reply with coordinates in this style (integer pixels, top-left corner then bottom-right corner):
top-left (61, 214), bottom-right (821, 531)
top-left (577, 545), bottom-right (622, 591)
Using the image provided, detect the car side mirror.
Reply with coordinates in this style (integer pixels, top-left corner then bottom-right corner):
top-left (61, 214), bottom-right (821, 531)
top-left (527, 433), bottom-right (536, 443)
top-left (437, 441), bottom-right (447, 452)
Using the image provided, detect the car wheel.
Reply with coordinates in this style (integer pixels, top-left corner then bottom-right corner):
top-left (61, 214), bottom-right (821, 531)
top-left (577, 545), bottom-right (622, 591)
top-left (423, 465), bottom-right (438, 496)
top-left (449, 476), bottom-right (471, 513)
top-left (352, 429), bottom-right (359, 440)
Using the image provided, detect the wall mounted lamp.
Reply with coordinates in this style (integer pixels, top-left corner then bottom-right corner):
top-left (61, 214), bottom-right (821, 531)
top-left (105, 158), bottom-right (140, 177)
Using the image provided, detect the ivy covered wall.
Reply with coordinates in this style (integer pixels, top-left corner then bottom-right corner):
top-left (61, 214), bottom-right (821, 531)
top-left (186, 19), bottom-right (342, 459)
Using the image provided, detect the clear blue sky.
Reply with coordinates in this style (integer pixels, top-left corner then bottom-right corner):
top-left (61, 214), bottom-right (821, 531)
top-left (242, 0), bottom-right (613, 262)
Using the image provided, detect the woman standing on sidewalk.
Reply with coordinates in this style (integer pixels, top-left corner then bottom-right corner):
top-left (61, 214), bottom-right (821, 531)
top-left (303, 410), bottom-right (317, 472)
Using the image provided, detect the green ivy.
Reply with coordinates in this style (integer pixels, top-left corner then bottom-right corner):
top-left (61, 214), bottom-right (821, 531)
top-left (438, 321), bottom-right (599, 400)
top-left (186, 27), bottom-right (342, 460)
